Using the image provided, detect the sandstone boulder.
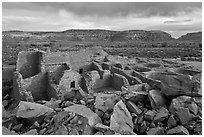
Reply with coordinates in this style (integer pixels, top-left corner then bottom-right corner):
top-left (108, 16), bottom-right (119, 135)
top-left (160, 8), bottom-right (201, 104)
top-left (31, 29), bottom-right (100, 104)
top-left (110, 100), bottom-right (134, 134)
top-left (169, 96), bottom-right (196, 124)
top-left (64, 104), bottom-right (102, 127)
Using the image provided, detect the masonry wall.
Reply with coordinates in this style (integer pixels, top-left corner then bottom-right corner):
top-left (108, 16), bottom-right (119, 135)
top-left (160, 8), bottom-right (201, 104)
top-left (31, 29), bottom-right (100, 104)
top-left (17, 51), bottom-right (43, 79)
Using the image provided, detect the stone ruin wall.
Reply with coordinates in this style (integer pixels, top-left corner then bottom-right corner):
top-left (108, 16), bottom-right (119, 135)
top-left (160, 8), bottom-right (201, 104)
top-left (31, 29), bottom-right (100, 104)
top-left (6, 46), bottom-right (140, 103)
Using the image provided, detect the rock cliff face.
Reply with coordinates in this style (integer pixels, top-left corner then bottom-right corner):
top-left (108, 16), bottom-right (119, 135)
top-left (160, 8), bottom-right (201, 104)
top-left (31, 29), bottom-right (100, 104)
top-left (3, 29), bottom-right (174, 42)
top-left (177, 32), bottom-right (202, 41)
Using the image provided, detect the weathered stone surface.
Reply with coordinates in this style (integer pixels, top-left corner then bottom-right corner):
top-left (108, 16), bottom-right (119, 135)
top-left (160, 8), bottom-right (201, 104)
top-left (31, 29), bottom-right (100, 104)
top-left (144, 110), bottom-right (156, 121)
top-left (94, 93), bottom-right (120, 113)
top-left (126, 101), bottom-right (142, 115)
top-left (147, 71), bottom-right (194, 96)
top-left (16, 50), bottom-right (44, 79)
top-left (167, 126), bottom-right (189, 135)
top-left (2, 126), bottom-right (18, 135)
top-left (147, 127), bottom-right (165, 135)
top-left (110, 100), bottom-right (134, 134)
top-left (154, 107), bottom-right (170, 122)
top-left (16, 101), bottom-right (54, 119)
top-left (176, 107), bottom-right (194, 124)
top-left (112, 73), bottom-right (129, 90)
top-left (167, 115), bottom-right (177, 128)
top-left (169, 96), bottom-right (192, 114)
top-left (148, 89), bottom-right (167, 109)
top-left (58, 70), bottom-right (81, 96)
top-left (64, 104), bottom-right (102, 127)
top-left (87, 70), bottom-right (112, 91)
top-left (169, 96), bottom-right (197, 124)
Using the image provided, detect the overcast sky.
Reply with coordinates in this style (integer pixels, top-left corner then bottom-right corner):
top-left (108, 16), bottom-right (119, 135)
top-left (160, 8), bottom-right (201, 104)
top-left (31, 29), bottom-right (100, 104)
top-left (2, 2), bottom-right (202, 38)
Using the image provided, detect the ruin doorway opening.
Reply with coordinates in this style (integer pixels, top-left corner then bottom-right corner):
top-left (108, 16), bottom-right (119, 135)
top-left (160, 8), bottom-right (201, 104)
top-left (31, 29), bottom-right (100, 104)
top-left (70, 81), bottom-right (75, 88)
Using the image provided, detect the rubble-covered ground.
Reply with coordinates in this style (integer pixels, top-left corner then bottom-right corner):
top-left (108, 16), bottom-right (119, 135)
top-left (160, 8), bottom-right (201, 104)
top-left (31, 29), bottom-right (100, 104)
top-left (2, 47), bottom-right (202, 135)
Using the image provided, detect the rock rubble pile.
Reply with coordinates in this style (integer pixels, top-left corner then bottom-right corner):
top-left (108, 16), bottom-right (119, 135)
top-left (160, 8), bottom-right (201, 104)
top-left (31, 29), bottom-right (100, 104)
top-left (2, 47), bottom-right (202, 135)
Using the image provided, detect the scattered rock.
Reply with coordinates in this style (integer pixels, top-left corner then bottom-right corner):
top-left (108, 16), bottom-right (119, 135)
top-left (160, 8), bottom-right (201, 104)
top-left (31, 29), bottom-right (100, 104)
top-left (140, 121), bottom-right (147, 134)
top-left (126, 100), bottom-right (142, 115)
top-left (167, 126), bottom-right (189, 135)
top-left (44, 98), bottom-right (60, 109)
top-left (110, 100), bottom-right (134, 134)
top-left (169, 96), bottom-right (197, 124)
top-left (64, 104), bottom-right (102, 127)
top-left (169, 96), bottom-right (192, 114)
top-left (82, 124), bottom-right (95, 135)
top-left (95, 109), bottom-right (104, 118)
top-left (153, 107), bottom-right (170, 122)
top-left (148, 89), bottom-right (167, 109)
top-left (69, 127), bottom-right (79, 135)
top-left (144, 110), bottom-right (156, 121)
top-left (94, 93), bottom-right (120, 113)
top-left (167, 115), bottom-right (177, 128)
top-left (53, 111), bottom-right (70, 125)
top-left (125, 92), bottom-right (148, 103)
top-left (94, 123), bottom-right (110, 132)
top-left (55, 125), bottom-right (68, 135)
top-left (147, 127), bottom-right (165, 135)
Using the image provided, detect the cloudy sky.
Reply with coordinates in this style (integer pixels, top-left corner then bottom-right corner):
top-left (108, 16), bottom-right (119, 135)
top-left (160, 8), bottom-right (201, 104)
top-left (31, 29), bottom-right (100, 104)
top-left (2, 2), bottom-right (202, 38)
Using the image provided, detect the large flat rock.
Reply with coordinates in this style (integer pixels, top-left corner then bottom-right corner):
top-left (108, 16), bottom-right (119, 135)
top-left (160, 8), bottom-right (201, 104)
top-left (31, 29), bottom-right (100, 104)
top-left (64, 104), bottom-right (102, 127)
top-left (110, 100), bottom-right (134, 134)
top-left (16, 101), bottom-right (54, 119)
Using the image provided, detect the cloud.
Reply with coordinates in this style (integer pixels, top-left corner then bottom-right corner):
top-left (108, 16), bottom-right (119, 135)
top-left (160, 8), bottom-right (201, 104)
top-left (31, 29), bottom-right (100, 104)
top-left (3, 2), bottom-right (202, 18)
top-left (2, 2), bottom-right (202, 38)
top-left (164, 19), bottom-right (192, 24)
